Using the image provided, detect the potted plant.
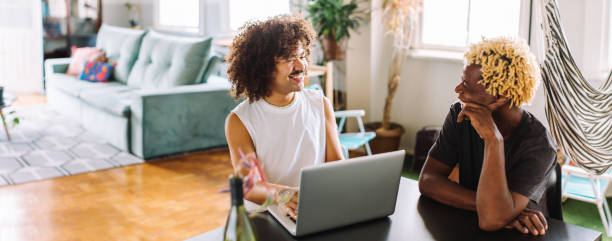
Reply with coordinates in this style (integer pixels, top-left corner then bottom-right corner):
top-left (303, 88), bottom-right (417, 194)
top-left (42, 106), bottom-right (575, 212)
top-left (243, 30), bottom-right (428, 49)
top-left (365, 0), bottom-right (422, 153)
top-left (306, 0), bottom-right (367, 60)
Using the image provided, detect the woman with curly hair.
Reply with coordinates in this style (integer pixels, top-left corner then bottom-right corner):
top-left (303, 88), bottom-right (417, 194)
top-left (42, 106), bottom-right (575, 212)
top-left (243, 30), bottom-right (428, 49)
top-left (224, 14), bottom-right (344, 219)
top-left (418, 37), bottom-right (557, 236)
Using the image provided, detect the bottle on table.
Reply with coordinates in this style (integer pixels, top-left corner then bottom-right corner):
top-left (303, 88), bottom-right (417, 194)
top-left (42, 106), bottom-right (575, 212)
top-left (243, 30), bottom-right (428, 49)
top-left (223, 175), bottom-right (257, 241)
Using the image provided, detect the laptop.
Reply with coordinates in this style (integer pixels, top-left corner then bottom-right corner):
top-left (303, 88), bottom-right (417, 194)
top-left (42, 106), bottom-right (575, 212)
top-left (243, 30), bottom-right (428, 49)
top-left (268, 150), bottom-right (405, 237)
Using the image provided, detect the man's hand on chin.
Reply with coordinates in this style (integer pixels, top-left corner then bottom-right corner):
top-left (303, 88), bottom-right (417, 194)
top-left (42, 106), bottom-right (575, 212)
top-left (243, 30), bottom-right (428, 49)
top-left (504, 208), bottom-right (548, 236)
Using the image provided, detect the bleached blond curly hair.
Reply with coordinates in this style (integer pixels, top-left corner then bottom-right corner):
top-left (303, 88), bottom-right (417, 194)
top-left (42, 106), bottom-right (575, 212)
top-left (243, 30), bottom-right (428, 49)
top-left (464, 37), bottom-right (540, 107)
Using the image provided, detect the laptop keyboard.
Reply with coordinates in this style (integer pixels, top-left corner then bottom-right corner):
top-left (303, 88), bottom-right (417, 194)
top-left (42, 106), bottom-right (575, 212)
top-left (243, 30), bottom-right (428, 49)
top-left (286, 214), bottom-right (296, 224)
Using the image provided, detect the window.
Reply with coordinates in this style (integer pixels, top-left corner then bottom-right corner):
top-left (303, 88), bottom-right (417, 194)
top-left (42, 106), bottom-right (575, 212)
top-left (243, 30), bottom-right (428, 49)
top-left (419, 0), bottom-right (528, 51)
top-left (228, 0), bottom-right (290, 31)
top-left (155, 0), bottom-right (200, 32)
top-left (153, 0), bottom-right (290, 35)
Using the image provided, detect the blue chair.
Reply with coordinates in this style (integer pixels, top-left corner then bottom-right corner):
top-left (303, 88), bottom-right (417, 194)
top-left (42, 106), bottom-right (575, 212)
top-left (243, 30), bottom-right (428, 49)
top-left (304, 84), bottom-right (376, 158)
top-left (335, 110), bottom-right (376, 158)
top-left (562, 162), bottom-right (612, 236)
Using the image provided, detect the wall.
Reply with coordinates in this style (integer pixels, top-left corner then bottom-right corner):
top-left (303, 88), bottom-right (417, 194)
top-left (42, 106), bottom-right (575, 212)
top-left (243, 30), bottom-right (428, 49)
top-left (0, 0), bottom-right (43, 93)
top-left (102, 0), bottom-right (153, 28)
top-left (345, 0), bottom-right (592, 154)
top-left (345, 0), bottom-right (371, 124)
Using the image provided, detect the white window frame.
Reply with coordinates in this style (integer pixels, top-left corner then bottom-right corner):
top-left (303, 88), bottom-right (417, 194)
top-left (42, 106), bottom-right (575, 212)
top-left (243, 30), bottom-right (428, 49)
top-left (152, 0), bottom-right (295, 37)
top-left (153, 0), bottom-right (207, 34)
top-left (221, 0), bottom-right (292, 34)
top-left (414, 0), bottom-right (533, 53)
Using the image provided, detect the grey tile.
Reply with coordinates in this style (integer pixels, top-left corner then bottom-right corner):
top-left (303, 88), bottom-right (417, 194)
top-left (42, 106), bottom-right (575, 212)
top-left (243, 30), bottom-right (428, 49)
top-left (18, 119), bottom-right (52, 130)
top-left (110, 152), bottom-right (144, 166)
top-left (0, 157), bottom-right (22, 175)
top-left (0, 143), bottom-right (33, 157)
top-left (0, 128), bottom-right (42, 143)
top-left (34, 136), bottom-right (78, 150)
top-left (71, 143), bottom-right (119, 159)
top-left (76, 132), bottom-right (107, 144)
top-left (62, 159), bottom-right (116, 175)
top-left (23, 150), bottom-right (74, 167)
top-left (8, 166), bottom-right (64, 184)
top-left (44, 124), bottom-right (84, 138)
top-left (0, 106), bottom-right (143, 186)
top-left (0, 175), bottom-right (9, 186)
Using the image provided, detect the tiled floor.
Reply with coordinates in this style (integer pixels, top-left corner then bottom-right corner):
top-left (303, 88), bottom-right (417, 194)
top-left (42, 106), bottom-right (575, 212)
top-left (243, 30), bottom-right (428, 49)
top-left (0, 106), bottom-right (144, 186)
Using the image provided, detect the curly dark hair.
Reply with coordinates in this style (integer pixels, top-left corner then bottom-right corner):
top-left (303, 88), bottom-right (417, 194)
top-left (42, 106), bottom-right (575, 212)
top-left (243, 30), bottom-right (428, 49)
top-left (226, 13), bottom-right (317, 102)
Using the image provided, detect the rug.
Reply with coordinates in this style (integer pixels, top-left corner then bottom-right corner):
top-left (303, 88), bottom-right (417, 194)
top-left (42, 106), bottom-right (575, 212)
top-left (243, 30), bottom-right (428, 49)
top-left (0, 105), bottom-right (144, 186)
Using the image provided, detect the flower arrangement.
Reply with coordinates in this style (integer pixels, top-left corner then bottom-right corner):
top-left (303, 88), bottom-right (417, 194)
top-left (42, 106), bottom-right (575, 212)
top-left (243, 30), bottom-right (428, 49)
top-left (221, 149), bottom-right (296, 214)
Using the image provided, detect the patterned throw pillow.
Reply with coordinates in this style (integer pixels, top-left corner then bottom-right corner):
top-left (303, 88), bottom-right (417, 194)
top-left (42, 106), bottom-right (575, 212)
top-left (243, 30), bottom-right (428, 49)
top-left (79, 61), bottom-right (115, 82)
top-left (67, 47), bottom-right (104, 76)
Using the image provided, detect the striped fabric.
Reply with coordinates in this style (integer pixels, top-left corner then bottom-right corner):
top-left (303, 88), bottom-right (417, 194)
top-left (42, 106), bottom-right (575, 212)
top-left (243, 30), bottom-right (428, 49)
top-left (539, 0), bottom-right (612, 174)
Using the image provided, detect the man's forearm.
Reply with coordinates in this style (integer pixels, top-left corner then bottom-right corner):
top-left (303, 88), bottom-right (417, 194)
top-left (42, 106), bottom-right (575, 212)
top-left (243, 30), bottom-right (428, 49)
top-left (245, 183), bottom-right (288, 205)
top-left (476, 137), bottom-right (516, 229)
top-left (419, 174), bottom-right (477, 211)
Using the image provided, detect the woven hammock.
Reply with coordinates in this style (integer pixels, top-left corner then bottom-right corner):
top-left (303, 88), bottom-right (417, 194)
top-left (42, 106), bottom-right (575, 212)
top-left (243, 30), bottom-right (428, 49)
top-left (538, 0), bottom-right (612, 174)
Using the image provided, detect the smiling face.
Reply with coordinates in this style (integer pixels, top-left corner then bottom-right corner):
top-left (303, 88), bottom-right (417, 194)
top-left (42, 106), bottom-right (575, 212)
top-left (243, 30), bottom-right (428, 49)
top-left (271, 43), bottom-right (308, 95)
top-left (455, 64), bottom-right (497, 107)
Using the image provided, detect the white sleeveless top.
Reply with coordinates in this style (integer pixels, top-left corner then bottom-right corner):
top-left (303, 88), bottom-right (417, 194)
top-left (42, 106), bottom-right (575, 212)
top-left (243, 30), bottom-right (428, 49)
top-left (232, 89), bottom-right (326, 188)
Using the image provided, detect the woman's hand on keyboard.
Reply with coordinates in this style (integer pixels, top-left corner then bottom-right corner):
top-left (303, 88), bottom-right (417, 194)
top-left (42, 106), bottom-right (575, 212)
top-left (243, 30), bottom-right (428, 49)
top-left (282, 192), bottom-right (299, 221)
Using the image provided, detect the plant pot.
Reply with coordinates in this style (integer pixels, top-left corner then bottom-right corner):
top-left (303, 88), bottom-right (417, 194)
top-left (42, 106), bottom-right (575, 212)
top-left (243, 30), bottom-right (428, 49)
top-left (321, 34), bottom-right (348, 61)
top-left (364, 122), bottom-right (405, 154)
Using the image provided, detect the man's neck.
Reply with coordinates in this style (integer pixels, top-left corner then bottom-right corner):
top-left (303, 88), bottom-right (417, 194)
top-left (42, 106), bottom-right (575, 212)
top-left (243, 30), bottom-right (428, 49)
top-left (264, 91), bottom-right (296, 107)
top-left (492, 105), bottom-right (524, 140)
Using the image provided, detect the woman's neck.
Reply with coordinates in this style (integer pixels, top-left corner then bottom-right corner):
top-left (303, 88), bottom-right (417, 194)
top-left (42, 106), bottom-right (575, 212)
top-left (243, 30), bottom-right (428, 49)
top-left (264, 91), bottom-right (296, 107)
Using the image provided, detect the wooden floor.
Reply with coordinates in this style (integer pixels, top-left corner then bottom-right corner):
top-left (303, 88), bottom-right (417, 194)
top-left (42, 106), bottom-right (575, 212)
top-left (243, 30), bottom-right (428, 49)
top-left (0, 94), bottom-right (235, 241)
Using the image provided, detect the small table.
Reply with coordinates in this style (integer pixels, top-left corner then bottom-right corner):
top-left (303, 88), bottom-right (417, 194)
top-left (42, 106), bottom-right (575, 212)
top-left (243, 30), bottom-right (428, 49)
top-left (0, 93), bottom-right (16, 141)
top-left (186, 178), bottom-right (602, 241)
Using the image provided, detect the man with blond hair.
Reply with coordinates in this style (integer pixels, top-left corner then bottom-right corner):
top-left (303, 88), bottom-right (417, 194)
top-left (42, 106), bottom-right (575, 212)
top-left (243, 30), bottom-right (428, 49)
top-left (418, 37), bottom-right (557, 236)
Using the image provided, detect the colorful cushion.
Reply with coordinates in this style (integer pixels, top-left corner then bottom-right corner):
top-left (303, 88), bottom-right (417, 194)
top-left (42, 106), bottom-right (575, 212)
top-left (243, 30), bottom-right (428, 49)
top-left (79, 61), bottom-right (115, 82)
top-left (67, 47), bottom-right (104, 76)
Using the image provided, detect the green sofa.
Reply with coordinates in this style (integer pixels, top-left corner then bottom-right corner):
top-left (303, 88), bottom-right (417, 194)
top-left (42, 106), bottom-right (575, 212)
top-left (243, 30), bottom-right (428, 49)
top-left (44, 24), bottom-right (238, 159)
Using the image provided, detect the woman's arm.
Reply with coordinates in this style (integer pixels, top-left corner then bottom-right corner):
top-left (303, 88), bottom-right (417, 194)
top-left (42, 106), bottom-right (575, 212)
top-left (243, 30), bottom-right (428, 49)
top-left (225, 113), bottom-right (290, 204)
top-left (322, 96), bottom-right (344, 162)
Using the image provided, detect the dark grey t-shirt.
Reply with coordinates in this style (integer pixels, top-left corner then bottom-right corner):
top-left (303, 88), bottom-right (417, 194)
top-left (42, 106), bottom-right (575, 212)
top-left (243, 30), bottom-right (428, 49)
top-left (428, 102), bottom-right (557, 215)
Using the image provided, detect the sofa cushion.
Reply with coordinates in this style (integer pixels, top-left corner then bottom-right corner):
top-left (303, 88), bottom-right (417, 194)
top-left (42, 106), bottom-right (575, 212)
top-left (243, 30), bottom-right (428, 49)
top-left (67, 47), bottom-right (103, 76)
top-left (47, 73), bottom-right (126, 98)
top-left (127, 30), bottom-right (212, 89)
top-left (96, 24), bottom-right (146, 83)
top-left (79, 86), bottom-right (139, 117)
top-left (79, 61), bottom-right (115, 82)
top-left (199, 54), bottom-right (227, 84)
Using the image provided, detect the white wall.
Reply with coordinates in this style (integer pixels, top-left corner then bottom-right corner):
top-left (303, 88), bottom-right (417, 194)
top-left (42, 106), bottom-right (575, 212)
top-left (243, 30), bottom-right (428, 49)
top-left (345, 0), bottom-right (371, 121)
top-left (102, 0), bottom-right (153, 28)
top-left (0, 0), bottom-right (43, 93)
top-left (555, 0), bottom-right (610, 85)
top-left (345, 0), bottom-right (593, 153)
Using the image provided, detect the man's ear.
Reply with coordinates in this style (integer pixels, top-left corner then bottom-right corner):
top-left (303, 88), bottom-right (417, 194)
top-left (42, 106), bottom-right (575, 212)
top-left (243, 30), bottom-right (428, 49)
top-left (488, 96), bottom-right (509, 110)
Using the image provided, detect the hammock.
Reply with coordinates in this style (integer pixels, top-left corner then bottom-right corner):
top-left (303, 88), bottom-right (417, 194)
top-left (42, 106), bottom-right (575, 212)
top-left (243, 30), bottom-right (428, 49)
top-left (538, 0), bottom-right (612, 174)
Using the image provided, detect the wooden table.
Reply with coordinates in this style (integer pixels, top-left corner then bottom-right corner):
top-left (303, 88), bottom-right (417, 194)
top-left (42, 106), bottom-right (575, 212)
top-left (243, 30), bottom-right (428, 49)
top-left (186, 178), bottom-right (602, 241)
